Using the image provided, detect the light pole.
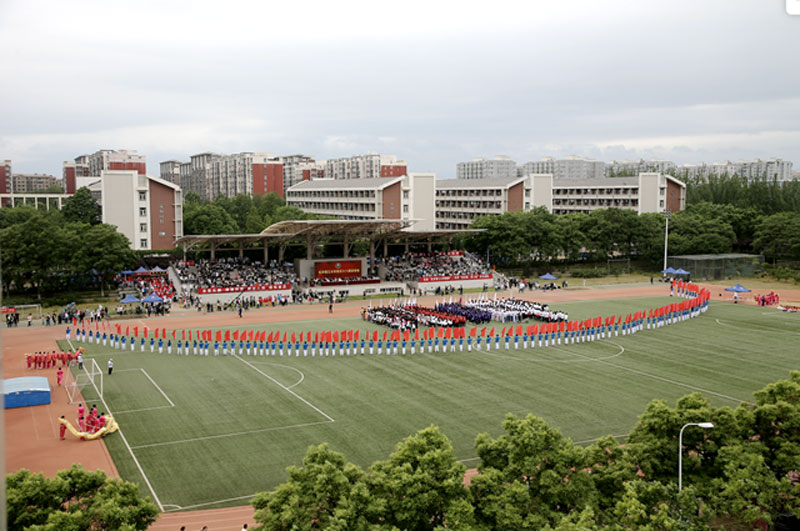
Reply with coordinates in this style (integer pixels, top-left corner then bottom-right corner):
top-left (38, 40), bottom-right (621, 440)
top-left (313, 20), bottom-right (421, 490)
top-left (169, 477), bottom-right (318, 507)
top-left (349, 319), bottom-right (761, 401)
top-left (663, 209), bottom-right (671, 273)
top-left (678, 422), bottom-right (714, 492)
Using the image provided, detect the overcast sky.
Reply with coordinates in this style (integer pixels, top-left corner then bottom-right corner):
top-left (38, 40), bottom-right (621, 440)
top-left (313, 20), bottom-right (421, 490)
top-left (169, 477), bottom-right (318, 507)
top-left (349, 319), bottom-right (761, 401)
top-left (1, 0), bottom-right (799, 178)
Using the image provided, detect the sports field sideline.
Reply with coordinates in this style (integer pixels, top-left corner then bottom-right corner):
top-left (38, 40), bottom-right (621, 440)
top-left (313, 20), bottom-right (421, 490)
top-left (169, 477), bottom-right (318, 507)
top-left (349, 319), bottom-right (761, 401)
top-left (52, 292), bottom-right (799, 513)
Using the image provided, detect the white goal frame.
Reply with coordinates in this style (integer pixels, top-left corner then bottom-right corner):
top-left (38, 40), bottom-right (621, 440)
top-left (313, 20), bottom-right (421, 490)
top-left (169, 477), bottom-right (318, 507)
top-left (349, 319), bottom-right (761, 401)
top-left (65, 358), bottom-right (104, 404)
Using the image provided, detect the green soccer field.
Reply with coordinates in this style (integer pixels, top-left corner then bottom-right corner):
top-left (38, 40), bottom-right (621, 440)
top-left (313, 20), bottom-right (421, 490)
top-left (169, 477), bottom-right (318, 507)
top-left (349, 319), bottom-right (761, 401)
top-left (58, 296), bottom-right (799, 513)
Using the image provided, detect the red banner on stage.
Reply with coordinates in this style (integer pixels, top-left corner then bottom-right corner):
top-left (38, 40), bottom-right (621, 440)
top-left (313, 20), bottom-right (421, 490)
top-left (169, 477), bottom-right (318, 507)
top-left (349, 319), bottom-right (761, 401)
top-left (196, 284), bottom-right (291, 295)
top-left (418, 273), bottom-right (492, 283)
top-left (314, 260), bottom-right (362, 280)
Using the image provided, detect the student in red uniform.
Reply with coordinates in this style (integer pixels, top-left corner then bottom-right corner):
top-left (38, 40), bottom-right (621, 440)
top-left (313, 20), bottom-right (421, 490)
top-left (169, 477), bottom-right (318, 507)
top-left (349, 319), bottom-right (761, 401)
top-left (86, 413), bottom-right (96, 433)
top-left (77, 403), bottom-right (85, 420)
top-left (96, 413), bottom-right (107, 432)
top-left (26, 354), bottom-right (31, 369)
top-left (59, 416), bottom-right (67, 440)
top-left (78, 415), bottom-right (86, 432)
top-left (56, 367), bottom-right (64, 386)
top-left (91, 404), bottom-right (98, 417)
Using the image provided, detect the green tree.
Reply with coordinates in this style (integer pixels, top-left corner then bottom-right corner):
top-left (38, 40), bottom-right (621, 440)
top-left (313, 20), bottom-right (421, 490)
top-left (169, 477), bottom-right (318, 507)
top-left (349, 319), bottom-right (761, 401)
top-left (6, 465), bottom-right (158, 530)
top-left (472, 414), bottom-right (595, 529)
top-left (251, 443), bottom-right (383, 531)
top-left (70, 223), bottom-right (135, 295)
top-left (183, 203), bottom-right (239, 235)
top-left (752, 212), bottom-right (800, 261)
top-left (62, 187), bottom-right (101, 225)
top-left (368, 425), bottom-right (473, 530)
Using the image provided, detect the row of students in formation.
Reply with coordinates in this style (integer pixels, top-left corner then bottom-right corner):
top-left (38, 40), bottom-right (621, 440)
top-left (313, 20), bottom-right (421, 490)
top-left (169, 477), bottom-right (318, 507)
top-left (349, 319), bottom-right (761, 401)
top-left (66, 291), bottom-right (707, 358)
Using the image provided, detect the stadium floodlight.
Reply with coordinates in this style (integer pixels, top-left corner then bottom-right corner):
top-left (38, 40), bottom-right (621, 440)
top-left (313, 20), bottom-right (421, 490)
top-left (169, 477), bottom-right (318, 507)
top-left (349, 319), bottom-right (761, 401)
top-left (678, 422), bottom-right (714, 492)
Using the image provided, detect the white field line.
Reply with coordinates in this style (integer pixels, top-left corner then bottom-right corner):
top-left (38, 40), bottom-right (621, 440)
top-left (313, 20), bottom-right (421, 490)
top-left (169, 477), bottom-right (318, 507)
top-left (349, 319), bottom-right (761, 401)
top-left (67, 339), bottom-right (164, 512)
top-left (139, 368), bottom-right (175, 406)
top-left (474, 340), bottom-right (625, 363)
top-left (715, 318), bottom-right (800, 335)
top-left (130, 420), bottom-right (333, 450)
top-left (232, 354), bottom-right (334, 422)
top-left (247, 361), bottom-right (305, 389)
top-left (163, 493), bottom-right (259, 512)
top-left (115, 405), bottom-right (175, 415)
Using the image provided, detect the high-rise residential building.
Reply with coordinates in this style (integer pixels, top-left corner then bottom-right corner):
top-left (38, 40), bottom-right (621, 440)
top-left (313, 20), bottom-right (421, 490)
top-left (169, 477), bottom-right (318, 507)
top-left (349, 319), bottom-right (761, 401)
top-left (86, 149), bottom-right (146, 177)
top-left (456, 156), bottom-right (517, 180)
top-left (10, 173), bottom-right (59, 193)
top-left (606, 159), bottom-right (677, 176)
top-left (279, 154), bottom-right (325, 190)
top-left (675, 158), bottom-right (794, 182)
top-left (63, 155), bottom-right (90, 194)
top-left (180, 152), bottom-right (284, 200)
top-left (517, 156), bottom-right (605, 181)
top-left (159, 160), bottom-right (183, 185)
top-left (325, 154), bottom-right (407, 180)
top-left (92, 170), bottom-right (183, 251)
top-left (0, 160), bottom-right (11, 194)
top-left (285, 173), bottom-right (436, 231)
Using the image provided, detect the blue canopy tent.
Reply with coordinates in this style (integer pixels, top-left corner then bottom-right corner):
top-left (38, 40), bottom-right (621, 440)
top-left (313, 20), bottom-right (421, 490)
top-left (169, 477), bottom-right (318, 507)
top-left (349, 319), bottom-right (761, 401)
top-left (674, 268), bottom-right (690, 275)
top-left (141, 294), bottom-right (163, 303)
top-left (120, 294), bottom-right (140, 304)
top-left (538, 273), bottom-right (558, 280)
top-left (724, 284), bottom-right (751, 293)
top-left (134, 266), bottom-right (150, 274)
top-left (151, 265), bottom-right (167, 272)
top-left (661, 267), bottom-right (677, 274)
top-left (120, 270), bottom-right (135, 275)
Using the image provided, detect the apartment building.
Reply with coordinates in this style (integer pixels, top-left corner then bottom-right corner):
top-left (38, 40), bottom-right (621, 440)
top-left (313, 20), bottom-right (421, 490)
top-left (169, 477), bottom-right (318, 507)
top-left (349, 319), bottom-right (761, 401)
top-left (675, 158), bottom-right (794, 182)
top-left (159, 160), bottom-right (182, 185)
top-left (0, 160), bottom-right (11, 195)
top-left (607, 159), bottom-right (678, 176)
top-left (285, 173), bottom-right (435, 231)
top-left (325, 154), bottom-right (407, 180)
top-left (517, 156), bottom-right (605, 180)
top-left (456, 156), bottom-right (517, 180)
top-left (9, 173), bottom-right (59, 193)
top-left (94, 170), bottom-right (183, 251)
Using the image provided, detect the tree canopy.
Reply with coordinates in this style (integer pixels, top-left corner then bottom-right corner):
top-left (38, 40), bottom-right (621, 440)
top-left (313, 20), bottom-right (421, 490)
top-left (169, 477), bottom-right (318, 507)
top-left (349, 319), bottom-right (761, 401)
top-left (252, 372), bottom-right (800, 530)
top-left (61, 187), bottom-right (101, 225)
top-left (6, 465), bottom-right (159, 530)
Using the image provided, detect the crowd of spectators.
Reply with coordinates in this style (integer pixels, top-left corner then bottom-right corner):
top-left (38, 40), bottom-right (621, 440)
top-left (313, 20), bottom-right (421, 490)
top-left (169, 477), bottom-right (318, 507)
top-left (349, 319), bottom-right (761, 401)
top-left (433, 303), bottom-right (493, 324)
top-left (116, 274), bottom-right (176, 301)
top-left (308, 276), bottom-right (379, 287)
top-left (381, 252), bottom-right (491, 282)
top-left (462, 298), bottom-right (568, 323)
top-left (174, 258), bottom-right (298, 290)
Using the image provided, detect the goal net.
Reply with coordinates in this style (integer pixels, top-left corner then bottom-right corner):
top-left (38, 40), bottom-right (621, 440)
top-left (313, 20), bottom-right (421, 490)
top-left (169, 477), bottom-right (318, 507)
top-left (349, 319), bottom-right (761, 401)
top-left (65, 358), bottom-right (104, 404)
top-left (607, 257), bottom-right (631, 275)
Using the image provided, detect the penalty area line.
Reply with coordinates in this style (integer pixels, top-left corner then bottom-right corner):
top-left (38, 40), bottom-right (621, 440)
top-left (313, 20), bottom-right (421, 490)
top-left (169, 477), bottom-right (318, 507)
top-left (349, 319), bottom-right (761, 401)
top-left (162, 493), bottom-right (260, 513)
top-left (232, 354), bottom-right (334, 422)
top-left (130, 420), bottom-right (333, 450)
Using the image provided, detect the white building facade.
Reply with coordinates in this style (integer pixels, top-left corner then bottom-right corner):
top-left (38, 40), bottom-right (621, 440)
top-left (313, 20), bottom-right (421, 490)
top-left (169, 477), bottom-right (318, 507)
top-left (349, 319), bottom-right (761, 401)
top-left (456, 156), bottom-right (517, 180)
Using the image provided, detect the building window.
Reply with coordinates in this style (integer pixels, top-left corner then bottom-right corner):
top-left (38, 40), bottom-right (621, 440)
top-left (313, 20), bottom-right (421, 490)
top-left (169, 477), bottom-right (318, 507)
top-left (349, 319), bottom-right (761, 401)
top-left (139, 223), bottom-right (147, 232)
top-left (403, 204), bottom-right (409, 213)
top-left (138, 191), bottom-right (146, 201)
top-left (140, 239), bottom-right (148, 248)
top-left (139, 207), bottom-right (147, 216)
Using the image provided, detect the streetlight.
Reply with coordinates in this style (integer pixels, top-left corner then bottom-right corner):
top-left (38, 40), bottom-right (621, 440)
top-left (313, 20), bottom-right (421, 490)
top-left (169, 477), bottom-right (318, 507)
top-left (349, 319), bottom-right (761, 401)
top-left (678, 422), bottom-right (714, 492)
top-left (663, 209), bottom-right (671, 273)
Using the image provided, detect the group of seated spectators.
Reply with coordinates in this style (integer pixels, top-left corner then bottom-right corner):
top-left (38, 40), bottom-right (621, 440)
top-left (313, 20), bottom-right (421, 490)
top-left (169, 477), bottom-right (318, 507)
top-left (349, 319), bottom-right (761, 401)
top-left (174, 258), bottom-right (298, 290)
top-left (363, 304), bottom-right (466, 330)
top-left (308, 276), bottom-right (379, 287)
top-left (381, 251), bottom-right (491, 282)
top-left (116, 274), bottom-right (176, 301)
top-left (462, 298), bottom-right (568, 323)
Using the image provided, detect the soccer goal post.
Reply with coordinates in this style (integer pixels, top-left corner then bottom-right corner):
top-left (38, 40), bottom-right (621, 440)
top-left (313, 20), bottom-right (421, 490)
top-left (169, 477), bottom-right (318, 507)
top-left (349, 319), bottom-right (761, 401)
top-left (65, 358), bottom-right (104, 404)
top-left (607, 257), bottom-right (631, 275)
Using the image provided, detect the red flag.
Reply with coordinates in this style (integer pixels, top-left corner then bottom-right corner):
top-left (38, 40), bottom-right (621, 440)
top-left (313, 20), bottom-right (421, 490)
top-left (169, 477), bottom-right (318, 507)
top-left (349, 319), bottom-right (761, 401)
top-left (126, 326), bottom-right (130, 337)
top-left (291, 332), bottom-right (296, 343)
top-left (500, 326), bottom-right (506, 337)
top-left (216, 330), bottom-right (222, 341)
top-left (182, 329), bottom-right (186, 340)
top-left (314, 332), bottom-right (319, 343)
top-left (516, 325), bottom-right (523, 336)
top-left (355, 330), bottom-right (360, 341)
top-left (373, 330), bottom-right (378, 341)
top-left (415, 328), bottom-right (420, 340)
top-left (383, 330), bottom-right (387, 341)
top-left (470, 327), bottom-right (477, 337)
top-left (249, 330), bottom-right (254, 340)
top-left (488, 327), bottom-right (495, 337)
top-left (233, 330), bottom-right (239, 341)
top-left (403, 329), bottom-right (410, 341)
top-left (145, 327), bottom-right (149, 338)
top-left (134, 326), bottom-right (139, 337)
top-left (437, 327), bottom-right (444, 338)
top-left (445, 328), bottom-right (452, 339)
top-left (333, 331), bottom-right (339, 342)
top-left (73, 317), bottom-right (78, 327)
top-left (188, 330), bottom-right (192, 341)
top-left (225, 330), bottom-right (231, 341)
top-left (172, 329), bottom-right (176, 339)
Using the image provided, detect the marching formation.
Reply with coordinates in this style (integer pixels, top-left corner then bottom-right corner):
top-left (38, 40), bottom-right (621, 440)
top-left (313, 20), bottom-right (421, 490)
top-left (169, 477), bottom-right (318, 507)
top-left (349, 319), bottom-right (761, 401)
top-left (66, 286), bottom-right (710, 359)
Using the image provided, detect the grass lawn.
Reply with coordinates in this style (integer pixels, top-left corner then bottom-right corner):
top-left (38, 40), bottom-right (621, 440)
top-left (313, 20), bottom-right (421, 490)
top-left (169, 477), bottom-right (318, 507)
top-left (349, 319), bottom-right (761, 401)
top-left (58, 295), bottom-right (799, 512)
